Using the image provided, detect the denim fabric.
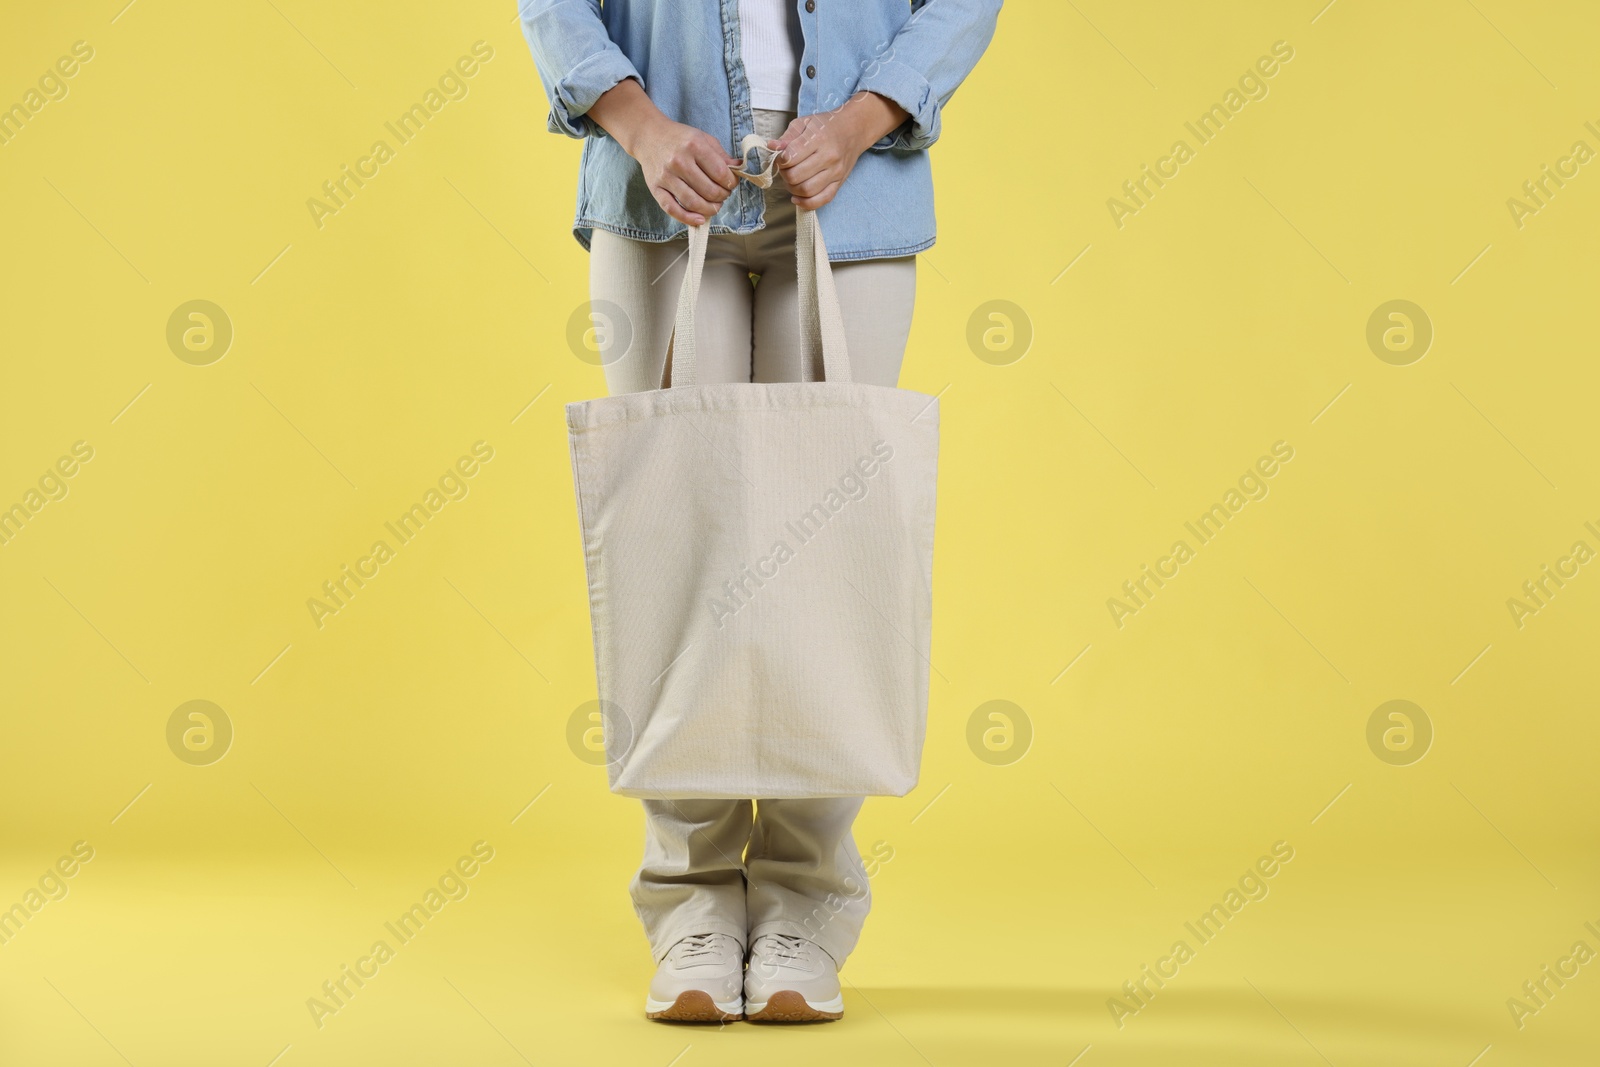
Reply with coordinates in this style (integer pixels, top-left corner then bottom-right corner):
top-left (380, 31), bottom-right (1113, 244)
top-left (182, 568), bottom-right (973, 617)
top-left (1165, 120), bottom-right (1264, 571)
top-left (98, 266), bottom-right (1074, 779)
top-left (518, 0), bottom-right (1001, 261)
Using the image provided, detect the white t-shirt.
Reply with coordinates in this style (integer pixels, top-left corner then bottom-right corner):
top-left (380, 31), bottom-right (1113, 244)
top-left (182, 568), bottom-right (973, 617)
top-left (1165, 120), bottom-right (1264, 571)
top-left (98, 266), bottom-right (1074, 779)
top-left (739, 0), bottom-right (802, 112)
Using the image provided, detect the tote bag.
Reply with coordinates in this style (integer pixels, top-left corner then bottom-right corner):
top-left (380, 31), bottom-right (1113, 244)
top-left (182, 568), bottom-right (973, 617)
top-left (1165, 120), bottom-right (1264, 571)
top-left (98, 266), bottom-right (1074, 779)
top-left (566, 195), bottom-right (939, 799)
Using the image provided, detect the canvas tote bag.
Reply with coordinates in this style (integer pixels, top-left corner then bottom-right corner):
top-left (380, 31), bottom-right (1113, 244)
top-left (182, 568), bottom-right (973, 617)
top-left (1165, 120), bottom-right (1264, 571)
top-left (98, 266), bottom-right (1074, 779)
top-left (566, 153), bottom-right (938, 799)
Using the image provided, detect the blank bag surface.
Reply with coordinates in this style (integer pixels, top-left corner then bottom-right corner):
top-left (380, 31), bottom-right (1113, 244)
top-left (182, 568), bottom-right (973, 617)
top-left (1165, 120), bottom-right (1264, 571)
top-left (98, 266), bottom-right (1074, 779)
top-left (566, 189), bottom-right (938, 800)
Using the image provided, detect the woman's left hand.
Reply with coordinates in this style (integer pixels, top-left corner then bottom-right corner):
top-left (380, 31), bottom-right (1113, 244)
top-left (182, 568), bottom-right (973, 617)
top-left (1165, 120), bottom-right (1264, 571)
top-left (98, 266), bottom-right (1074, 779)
top-left (769, 92), bottom-right (910, 210)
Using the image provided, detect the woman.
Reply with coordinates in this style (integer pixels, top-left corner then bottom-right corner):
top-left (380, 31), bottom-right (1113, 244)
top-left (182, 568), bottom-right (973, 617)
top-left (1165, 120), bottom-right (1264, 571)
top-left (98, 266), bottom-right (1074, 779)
top-left (520, 0), bottom-right (999, 1023)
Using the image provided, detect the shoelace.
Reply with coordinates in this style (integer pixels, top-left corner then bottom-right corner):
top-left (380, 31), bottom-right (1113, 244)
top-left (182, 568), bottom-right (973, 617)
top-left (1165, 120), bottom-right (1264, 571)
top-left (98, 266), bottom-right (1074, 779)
top-left (670, 933), bottom-right (727, 962)
top-left (756, 933), bottom-right (813, 964)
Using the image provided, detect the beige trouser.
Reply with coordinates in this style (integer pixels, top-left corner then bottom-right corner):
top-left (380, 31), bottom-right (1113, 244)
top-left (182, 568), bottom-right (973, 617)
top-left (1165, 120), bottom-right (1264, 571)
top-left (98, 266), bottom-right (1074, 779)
top-left (631, 797), bottom-right (872, 967)
top-left (588, 110), bottom-right (915, 966)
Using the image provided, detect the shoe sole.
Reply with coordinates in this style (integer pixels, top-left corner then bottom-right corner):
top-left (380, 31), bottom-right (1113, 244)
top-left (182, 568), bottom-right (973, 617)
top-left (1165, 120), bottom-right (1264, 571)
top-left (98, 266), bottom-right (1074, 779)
top-left (744, 990), bottom-right (843, 1023)
top-left (645, 990), bottom-right (743, 1022)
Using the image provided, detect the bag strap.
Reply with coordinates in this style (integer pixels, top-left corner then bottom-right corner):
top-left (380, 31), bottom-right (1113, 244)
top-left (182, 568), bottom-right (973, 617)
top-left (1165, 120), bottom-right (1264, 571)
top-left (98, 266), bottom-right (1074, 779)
top-left (667, 134), bottom-right (852, 388)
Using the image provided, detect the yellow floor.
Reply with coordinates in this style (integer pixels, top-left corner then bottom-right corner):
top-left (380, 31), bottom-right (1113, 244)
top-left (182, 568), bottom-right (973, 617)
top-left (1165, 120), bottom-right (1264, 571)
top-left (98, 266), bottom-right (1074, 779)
top-left (4, 827), bottom-right (1596, 1065)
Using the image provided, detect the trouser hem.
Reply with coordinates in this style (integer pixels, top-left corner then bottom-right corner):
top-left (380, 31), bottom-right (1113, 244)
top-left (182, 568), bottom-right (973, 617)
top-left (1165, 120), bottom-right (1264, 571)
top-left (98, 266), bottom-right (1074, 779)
top-left (748, 918), bottom-right (859, 969)
top-left (648, 919), bottom-right (748, 965)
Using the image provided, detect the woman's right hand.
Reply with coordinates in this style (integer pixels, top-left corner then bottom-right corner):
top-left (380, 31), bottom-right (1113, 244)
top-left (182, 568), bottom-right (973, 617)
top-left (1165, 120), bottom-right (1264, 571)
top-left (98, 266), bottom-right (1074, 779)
top-left (586, 78), bottom-right (741, 226)
top-left (630, 117), bottom-right (743, 226)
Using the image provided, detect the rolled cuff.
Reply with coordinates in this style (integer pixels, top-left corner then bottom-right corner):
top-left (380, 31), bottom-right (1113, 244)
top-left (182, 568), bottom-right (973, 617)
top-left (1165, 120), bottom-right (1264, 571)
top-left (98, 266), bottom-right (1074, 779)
top-left (547, 50), bottom-right (641, 139)
top-left (855, 58), bottom-right (940, 152)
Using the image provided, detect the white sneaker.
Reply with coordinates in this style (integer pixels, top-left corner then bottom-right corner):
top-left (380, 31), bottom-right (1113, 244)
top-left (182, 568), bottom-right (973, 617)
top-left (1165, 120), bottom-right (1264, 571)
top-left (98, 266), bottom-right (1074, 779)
top-left (744, 933), bottom-right (844, 1021)
top-left (645, 933), bottom-right (745, 1021)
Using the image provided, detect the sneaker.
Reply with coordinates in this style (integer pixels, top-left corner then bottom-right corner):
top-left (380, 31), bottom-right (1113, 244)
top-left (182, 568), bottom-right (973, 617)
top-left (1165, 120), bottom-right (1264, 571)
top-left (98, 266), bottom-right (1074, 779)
top-left (645, 933), bottom-right (745, 1021)
top-left (743, 933), bottom-right (844, 1022)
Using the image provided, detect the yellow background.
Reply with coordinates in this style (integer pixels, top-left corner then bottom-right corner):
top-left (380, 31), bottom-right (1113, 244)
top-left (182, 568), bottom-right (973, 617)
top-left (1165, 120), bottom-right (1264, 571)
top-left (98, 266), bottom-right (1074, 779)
top-left (3, 1), bottom-right (1598, 1064)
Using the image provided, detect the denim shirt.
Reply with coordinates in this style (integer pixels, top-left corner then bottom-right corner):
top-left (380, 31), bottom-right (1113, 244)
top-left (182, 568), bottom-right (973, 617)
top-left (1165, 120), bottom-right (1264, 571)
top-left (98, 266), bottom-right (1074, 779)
top-left (518, 0), bottom-right (1001, 261)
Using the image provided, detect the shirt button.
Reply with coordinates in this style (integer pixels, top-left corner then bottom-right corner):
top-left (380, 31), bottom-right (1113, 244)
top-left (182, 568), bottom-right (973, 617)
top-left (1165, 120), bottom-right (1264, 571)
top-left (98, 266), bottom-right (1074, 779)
top-left (805, 64), bottom-right (816, 78)
top-left (805, 0), bottom-right (815, 10)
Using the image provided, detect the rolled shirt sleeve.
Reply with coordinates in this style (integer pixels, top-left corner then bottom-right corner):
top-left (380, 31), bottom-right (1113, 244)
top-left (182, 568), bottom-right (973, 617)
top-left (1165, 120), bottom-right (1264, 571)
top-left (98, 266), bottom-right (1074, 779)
top-left (519, 0), bottom-right (642, 138)
top-left (853, 0), bottom-right (1002, 152)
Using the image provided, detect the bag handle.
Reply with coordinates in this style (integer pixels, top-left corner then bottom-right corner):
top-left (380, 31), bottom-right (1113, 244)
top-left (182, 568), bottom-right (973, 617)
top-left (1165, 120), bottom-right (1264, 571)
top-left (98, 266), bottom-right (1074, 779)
top-left (666, 134), bottom-right (852, 388)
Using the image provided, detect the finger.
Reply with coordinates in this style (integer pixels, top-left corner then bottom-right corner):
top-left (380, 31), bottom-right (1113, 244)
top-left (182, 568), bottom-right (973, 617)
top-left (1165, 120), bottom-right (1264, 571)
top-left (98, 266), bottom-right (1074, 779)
top-left (653, 187), bottom-right (704, 226)
top-left (692, 167), bottom-right (733, 203)
top-left (793, 119), bottom-right (828, 148)
top-left (664, 175), bottom-right (719, 218)
top-left (787, 173), bottom-right (815, 197)
top-left (791, 181), bottom-right (841, 210)
top-left (779, 151), bottom-right (832, 188)
top-left (652, 182), bottom-right (704, 223)
top-left (675, 155), bottom-right (732, 204)
top-left (770, 117), bottom-right (816, 153)
top-left (788, 173), bottom-right (834, 199)
top-left (776, 141), bottom-right (818, 175)
top-left (692, 141), bottom-right (740, 191)
top-left (776, 119), bottom-right (805, 146)
top-left (698, 138), bottom-right (743, 178)
top-left (663, 149), bottom-right (723, 205)
top-left (668, 155), bottom-right (726, 206)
